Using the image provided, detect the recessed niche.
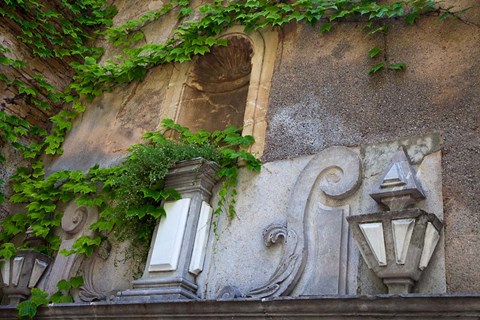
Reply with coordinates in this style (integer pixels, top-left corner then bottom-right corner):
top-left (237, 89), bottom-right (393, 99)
top-left (176, 36), bottom-right (253, 132)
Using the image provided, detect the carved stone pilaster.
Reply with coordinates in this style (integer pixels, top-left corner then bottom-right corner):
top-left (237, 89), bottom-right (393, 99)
top-left (118, 158), bottom-right (220, 302)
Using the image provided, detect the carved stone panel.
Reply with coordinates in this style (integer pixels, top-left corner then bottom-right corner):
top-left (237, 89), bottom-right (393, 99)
top-left (358, 134), bottom-right (446, 294)
top-left (242, 146), bottom-right (362, 298)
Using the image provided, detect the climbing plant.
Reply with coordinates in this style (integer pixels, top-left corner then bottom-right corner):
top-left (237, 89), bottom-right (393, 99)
top-left (0, 119), bottom-right (260, 259)
top-left (1, 0), bottom-right (465, 171)
top-left (0, 0), bottom-right (471, 311)
top-left (16, 276), bottom-right (84, 319)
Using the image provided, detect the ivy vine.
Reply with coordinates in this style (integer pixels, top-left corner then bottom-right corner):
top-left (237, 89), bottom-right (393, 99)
top-left (1, 120), bottom-right (260, 259)
top-left (0, 0), bottom-right (471, 314)
top-left (0, 0), bottom-right (465, 167)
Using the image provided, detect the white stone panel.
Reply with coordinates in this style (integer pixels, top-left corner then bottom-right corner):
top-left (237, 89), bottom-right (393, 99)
top-left (29, 259), bottom-right (49, 288)
top-left (12, 256), bottom-right (24, 286)
top-left (1, 259), bottom-right (10, 286)
top-left (149, 199), bottom-right (191, 272)
top-left (359, 222), bottom-right (387, 266)
top-left (392, 218), bottom-right (415, 265)
top-left (311, 203), bottom-right (349, 294)
top-left (419, 222), bottom-right (440, 270)
top-left (189, 201), bottom-right (213, 275)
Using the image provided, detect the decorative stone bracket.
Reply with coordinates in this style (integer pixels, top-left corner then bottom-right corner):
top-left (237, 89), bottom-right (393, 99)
top-left (118, 158), bottom-right (220, 301)
top-left (347, 209), bottom-right (442, 294)
top-left (219, 146), bottom-right (362, 299)
top-left (0, 232), bottom-right (51, 305)
top-left (347, 148), bottom-right (443, 294)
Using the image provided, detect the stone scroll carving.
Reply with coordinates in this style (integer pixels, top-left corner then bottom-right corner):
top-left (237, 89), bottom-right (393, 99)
top-left (245, 146), bottom-right (362, 298)
top-left (246, 224), bottom-right (300, 298)
top-left (78, 239), bottom-right (112, 302)
top-left (40, 202), bottom-right (98, 294)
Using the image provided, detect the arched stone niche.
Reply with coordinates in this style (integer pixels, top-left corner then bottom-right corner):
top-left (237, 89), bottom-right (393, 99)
top-left (177, 36), bottom-right (253, 133)
top-left (159, 26), bottom-right (278, 156)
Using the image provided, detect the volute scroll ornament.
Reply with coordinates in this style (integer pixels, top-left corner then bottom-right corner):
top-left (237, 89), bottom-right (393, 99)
top-left (246, 224), bottom-right (301, 298)
top-left (40, 202), bottom-right (98, 295)
top-left (78, 239), bottom-right (113, 302)
top-left (61, 206), bottom-right (88, 234)
top-left (232, 146), bottom-right (362, 298)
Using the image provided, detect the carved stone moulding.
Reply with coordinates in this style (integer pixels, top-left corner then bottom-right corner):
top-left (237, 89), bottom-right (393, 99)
top-left (347, 209), bottom-right (443, 294)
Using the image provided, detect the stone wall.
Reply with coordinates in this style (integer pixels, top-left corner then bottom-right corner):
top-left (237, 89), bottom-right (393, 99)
top-left (49, 0), bottom-right (479, 295)
top-left (2, 0), bottom-right (479, 301)
top-left (263, 4), bottom-right (480, 292)
top-left (0, 0), bottom-right (78, 218)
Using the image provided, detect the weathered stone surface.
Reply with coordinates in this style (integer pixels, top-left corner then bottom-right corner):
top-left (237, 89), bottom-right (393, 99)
top-left (263, 6), bottom-right (480, 291)
top-left (197, 156), bottom-right (312, 299)
top-left (2, 295), bottom-right (480, 319)
top-left (199, 147), bottom-right (364, 299)
top-left (46, 64), bottom-right (173, 173)
top-left (1, 0), bottom-right (477, 301)
top-left (177, 36), bottom-right (252, 133)
top-left (355, 137), bottom-right (446, 294)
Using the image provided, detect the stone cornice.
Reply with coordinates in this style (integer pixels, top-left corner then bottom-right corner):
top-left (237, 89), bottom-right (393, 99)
top-left (2, 295), bottom-right (480, 319)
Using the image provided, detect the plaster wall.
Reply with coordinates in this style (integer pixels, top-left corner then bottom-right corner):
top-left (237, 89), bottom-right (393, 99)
top-left (263, 5), bottom-right (480, 292)
top-left (22, 0), bottom-right (480, 297)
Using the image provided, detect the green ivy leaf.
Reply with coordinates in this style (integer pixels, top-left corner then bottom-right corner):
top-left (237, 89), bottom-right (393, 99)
top-left (367, 25), bottom-right (388, 35)
top-left (16, 300), bottom-right (38, 319)
top-left (56, 279), bottom-right (72, 292)
top-left (320, 23), bottom-right (332, 33)
top-left (29, 288), bottom-right (49, 306)
top-left (368, 62), bottom-right (385, 74)
top-left (405, 13), bottom-right (418, 25)
top-left (388, 63), bottom-right (407, 71)
top-left (69, 276), bottom-right (84, 288)
top-left (0, 243), bottom-right (17, 259)
top-left (368, 46), bottom-right (382, 58)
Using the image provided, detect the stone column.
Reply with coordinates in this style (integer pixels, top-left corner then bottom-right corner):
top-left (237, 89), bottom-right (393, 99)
top-left (118, 158), bottom-right (220, 301)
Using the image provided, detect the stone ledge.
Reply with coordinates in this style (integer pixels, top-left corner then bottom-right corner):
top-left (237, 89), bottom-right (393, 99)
top-left (1, 294), bottom-right (480, 319)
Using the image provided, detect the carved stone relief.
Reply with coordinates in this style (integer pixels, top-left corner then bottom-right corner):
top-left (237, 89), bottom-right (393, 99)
top-left (78, 239), bottom-right (113, 302)
top-left (357, 135), bottom-right (446, 294)
top-left (224, 146), bottom-right (362, 298)
top-left (40, 202), bottom-right (98, 294)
